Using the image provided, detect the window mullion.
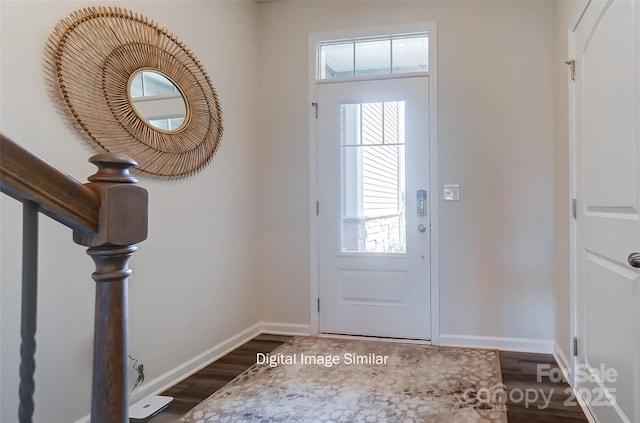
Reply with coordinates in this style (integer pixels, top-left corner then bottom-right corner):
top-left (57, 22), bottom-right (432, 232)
top-left (381, 102), bottom-right (386, 145)
top-left (352, 41), bottom-right (356, 78)
top-left (390, 37), bottom-right (394, 75)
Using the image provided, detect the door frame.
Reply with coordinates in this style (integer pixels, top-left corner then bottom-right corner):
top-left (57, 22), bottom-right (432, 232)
top-left (568, 0), bottom-right (593, 412)
top-left (307, 22), bottom-right (440, 344)
top-left (568, 2), bottom-right (582, 391)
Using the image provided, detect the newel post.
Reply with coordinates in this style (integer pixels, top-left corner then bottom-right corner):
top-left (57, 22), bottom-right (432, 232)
top-left (73, 153), bottom-right (148, 423)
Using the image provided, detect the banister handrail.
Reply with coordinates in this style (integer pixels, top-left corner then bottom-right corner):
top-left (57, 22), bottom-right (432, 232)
top-left (0, 133), bottom-right (100, 234)
top-left (2, 133), bottom-right (149, 423)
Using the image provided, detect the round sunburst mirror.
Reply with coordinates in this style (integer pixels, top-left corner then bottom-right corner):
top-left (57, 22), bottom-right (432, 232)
top-left (45, 7), bottom-right (223, 179)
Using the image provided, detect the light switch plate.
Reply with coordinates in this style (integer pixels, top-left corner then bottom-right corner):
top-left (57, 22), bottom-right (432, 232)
top-left (444, 185), bottom-right (460, 201)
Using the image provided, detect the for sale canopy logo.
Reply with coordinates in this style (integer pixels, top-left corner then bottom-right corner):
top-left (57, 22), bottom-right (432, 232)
top-left (462, 363), bottom-right (618, 410)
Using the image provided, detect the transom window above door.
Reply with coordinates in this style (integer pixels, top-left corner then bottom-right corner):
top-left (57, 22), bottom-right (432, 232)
top-left (317, 33), bottom-right (429, 80)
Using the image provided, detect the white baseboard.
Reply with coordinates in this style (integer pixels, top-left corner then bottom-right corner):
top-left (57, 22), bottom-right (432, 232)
top-left (133, 321), bottom-right (310, 402)
top-left (553, 340), bottom-right (572, 385)
top-left (552, 341), bottom-right (601, 423)
top-left (439, 334), bottom-right (554, 353)
top-left (73, 321), bottom-right (308, 423)
top-left (574, 386), bottom-right (599, 423)
top-left (132, 323), bottom-right (264, 401)
top-left (259, 321), bottom-right (312, 336)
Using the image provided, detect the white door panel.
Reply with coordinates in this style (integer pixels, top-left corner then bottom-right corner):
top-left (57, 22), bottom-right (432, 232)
top-left (573, 1), bottom-right (640, 421)
top-left (317, 77), bottom-right (430, 340)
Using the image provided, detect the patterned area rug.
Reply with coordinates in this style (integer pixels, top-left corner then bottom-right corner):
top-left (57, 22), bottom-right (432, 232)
top-left (180, 336), bottom-right (507, 423)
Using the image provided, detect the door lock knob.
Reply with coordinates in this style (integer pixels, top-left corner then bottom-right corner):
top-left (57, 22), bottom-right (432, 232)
top-left (418, 224), bottom-right (427, 233)
top-left (628, 252), bottom-right (640, 268)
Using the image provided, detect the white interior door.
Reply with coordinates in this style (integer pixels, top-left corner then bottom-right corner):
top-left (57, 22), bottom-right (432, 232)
top-left (573, 1), bottom-right (640, 421)
top-left (317, 77), bottom-right (430, 340)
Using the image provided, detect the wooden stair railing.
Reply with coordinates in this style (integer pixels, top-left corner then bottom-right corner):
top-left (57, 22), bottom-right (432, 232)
top-left (1, 133), bottom-right (148, 423)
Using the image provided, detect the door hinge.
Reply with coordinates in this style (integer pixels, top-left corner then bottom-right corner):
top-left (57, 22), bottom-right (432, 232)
top-left (573, 337), bottom-right (578, 356)
top-left (565, 60), bottom-right (576, 81)
top-left (311, 102), bottom-right (318, 118)
top-left (572, 198), bottom-right (577, 219)
top-left (316, 201), bottom-right (319, 216)
top-left (317, 297), bottom-right (320, 313)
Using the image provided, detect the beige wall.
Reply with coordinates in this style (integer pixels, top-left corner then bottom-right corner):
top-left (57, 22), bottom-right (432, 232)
top-left (0, 1), bottom-right (260, 421)
top-left (257, 0), bottom-right (556, 344)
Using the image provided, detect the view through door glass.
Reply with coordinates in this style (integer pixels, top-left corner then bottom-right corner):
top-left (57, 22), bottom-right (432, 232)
top-left (341, 101), bottom-right (406, 254)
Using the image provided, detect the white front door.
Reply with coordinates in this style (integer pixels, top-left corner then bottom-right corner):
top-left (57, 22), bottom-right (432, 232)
top-left (317, 77), bottom-right (430, 340)
top-left (573, 1), bottom-right (640, 421)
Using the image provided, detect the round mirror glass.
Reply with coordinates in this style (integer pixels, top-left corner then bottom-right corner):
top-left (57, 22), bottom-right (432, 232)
top-left (128, 69), bottom-right (188, 133)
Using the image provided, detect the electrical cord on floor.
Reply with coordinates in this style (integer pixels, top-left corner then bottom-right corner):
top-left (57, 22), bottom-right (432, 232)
top-left (128, 354), bottom-right (145, 398)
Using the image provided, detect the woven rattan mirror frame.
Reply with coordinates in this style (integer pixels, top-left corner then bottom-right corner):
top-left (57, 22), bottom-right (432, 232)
top-left (45, 7), bottom-right (223, 179)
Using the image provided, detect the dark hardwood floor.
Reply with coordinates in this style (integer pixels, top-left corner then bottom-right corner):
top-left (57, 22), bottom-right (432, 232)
top-left (143, 334), bottom-right (291, 423)
top-left (500, 351), bottom-right (588, 422)
top-left (139, 335), bottom-right (588, 423)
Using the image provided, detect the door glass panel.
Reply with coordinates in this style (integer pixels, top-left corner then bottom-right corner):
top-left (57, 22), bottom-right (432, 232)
top-left (341, 101), bottom-right (406, 253)
top-left (392, 36), bottom-right (429, 74)
top-left (320, 43), bottom-right (354, 79)
top-left (317, 33), bottom-right (428, 81)
top-left (355, 39), bottom-right (391, 76)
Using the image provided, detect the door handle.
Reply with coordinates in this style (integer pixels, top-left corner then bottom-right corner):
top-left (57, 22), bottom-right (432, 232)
top-left (628, 252), bottom-right (640, 268)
